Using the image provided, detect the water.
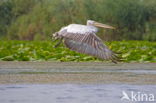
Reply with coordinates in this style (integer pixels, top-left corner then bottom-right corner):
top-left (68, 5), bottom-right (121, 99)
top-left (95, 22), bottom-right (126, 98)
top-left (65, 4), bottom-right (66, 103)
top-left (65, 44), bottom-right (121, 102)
top-left (0, 84), bottom-right (156, 103)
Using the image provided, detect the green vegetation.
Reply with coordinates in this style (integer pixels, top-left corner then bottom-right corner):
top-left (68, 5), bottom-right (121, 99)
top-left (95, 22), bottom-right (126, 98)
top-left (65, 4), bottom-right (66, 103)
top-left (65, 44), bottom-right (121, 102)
top-left (0, 41), bottom-right (155, 62)
top-left (0, 0), bottom-right (155, 62)
top-left (0, 0), bottom-right (156, 41)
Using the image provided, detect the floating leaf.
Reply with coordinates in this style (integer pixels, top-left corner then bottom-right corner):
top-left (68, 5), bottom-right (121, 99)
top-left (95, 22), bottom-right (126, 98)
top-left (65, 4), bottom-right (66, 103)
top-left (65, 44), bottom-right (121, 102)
top-left (0, 41), bottom-right (155, 62)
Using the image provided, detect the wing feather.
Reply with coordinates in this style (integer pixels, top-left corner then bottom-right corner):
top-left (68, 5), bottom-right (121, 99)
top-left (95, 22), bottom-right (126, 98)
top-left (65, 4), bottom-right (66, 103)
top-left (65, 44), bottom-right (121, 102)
top-left (60, 29), bottom-right (108, 51)
top-left (64, 38), bottom-right (118, 62)
top-left (59, 28), bottom-right (118, 62)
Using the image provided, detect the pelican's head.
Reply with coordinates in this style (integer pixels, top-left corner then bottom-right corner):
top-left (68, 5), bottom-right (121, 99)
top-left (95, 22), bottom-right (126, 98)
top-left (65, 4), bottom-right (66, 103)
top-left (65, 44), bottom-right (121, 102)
top-left (87, 20), bottom-right (115, 29)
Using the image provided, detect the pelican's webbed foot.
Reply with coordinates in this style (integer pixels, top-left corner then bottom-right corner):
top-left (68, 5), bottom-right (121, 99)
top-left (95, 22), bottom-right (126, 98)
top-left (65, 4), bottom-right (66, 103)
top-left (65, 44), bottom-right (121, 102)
top-left (54, 38), bottom-right (63, 48)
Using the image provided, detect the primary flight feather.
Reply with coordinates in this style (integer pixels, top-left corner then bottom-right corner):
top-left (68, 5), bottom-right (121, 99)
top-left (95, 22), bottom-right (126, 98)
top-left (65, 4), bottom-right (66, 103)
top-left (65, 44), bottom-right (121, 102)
top-left (52, 20), bottom-right (119, 63)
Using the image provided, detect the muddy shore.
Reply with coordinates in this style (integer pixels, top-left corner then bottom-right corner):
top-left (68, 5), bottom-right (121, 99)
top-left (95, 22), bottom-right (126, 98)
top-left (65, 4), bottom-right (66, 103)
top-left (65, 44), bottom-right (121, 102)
top-left (0, 62), bottom-right (155, 84)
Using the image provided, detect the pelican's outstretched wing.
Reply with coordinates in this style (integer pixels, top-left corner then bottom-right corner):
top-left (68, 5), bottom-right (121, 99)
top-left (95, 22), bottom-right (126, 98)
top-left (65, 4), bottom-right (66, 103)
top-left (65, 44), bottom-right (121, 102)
top-left (58, 25), bottom-right (119, 63)
top-left (64, 38), bottom-right (118, 63)
top-left (59, 28), bottom-right (107, 51)
top-left (63, 37), bottom-right (118, 63)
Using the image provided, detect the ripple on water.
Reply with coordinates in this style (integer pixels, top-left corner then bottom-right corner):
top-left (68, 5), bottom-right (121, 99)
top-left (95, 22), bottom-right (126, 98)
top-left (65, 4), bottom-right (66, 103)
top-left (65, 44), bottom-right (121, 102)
top-left (0, 84), bottom-right (155, 103)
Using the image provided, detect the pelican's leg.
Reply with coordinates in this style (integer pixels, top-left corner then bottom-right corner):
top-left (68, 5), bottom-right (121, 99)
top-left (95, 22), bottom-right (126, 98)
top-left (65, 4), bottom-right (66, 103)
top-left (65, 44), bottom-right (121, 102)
top-left (52, 32), bottom-right (59, 42)
top-left (52, 38), bottom-right (59, 42)
top-left (54, 38), bottom-right (63, 48)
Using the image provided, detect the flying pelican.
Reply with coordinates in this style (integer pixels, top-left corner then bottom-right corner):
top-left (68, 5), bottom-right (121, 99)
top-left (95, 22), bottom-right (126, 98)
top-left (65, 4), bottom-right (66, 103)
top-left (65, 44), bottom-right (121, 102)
top-left (52, 20), bottom-right (120, 63)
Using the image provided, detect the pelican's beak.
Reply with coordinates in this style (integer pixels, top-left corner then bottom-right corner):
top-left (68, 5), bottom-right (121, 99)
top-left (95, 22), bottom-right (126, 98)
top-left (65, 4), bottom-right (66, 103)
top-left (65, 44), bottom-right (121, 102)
top-left (93, 22), bottom-right (115, 29)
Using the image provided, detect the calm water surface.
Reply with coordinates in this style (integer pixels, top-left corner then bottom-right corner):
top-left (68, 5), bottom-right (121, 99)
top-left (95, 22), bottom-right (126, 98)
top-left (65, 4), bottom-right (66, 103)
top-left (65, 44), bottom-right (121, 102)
top-left (0, 84), bottom-right (156, 103)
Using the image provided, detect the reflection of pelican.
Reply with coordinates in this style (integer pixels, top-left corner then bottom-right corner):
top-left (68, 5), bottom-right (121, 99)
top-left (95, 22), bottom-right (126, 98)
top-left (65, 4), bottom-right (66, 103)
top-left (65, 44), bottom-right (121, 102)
top-left (53, 20), bottom-right (119, 63)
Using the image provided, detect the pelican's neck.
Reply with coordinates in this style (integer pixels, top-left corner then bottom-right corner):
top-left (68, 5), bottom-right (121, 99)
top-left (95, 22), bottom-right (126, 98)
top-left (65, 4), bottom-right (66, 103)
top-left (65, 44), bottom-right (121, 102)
top-left (87, 22), bottom-right (90, 26)
top-left (87, 25), bottom-right (98, 33)
top-left (86, 22), bottom-right (98, 31)
top-left (87, 22), bottom-right (93, 26)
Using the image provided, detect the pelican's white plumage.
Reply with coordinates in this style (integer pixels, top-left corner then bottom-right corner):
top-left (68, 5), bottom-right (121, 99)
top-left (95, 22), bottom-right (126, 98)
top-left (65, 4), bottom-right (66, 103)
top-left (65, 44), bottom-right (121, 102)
top-left (66, 24), bottom-right (98, 34)
top-left (53, 20), bottom-right (119, 63)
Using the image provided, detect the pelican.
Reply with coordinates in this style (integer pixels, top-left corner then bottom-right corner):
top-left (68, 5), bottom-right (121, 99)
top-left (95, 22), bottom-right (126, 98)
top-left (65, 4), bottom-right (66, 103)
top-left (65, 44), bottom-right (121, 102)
top-left (52, 20), bottom-right (120, 63)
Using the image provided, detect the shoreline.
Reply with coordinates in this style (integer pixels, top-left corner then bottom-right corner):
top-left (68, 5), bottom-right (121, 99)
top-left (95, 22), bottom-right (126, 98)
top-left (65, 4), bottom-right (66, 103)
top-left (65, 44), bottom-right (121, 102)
top-left (0, 62), bottom-right (155, 84)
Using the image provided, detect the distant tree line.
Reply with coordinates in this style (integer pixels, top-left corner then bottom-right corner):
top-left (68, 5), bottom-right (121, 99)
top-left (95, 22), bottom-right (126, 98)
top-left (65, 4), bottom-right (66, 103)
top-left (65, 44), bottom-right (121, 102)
top-left (0, 0), bottom-right (156, 41)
